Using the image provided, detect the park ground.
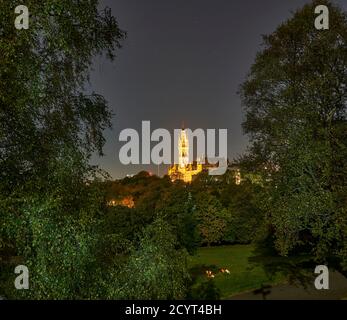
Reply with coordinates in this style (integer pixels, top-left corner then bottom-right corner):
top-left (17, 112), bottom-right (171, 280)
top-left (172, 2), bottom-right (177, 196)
top-left (188, 245), bottom-right (347, 300)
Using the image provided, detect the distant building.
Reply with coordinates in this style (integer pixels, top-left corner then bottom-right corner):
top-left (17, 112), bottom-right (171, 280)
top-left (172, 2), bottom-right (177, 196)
top-left (168, 126), bottom-right (242, 184)
top-left (107, 196), bottom-right (135, 208)
top-left (168, 127), bottom-right (203, 183)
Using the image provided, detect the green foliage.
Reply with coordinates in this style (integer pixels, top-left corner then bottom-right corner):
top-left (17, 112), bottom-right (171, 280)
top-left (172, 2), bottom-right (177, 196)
top-left (222, 181), bottom-right (264, 244)
top-left (187, 279), bottom-right (221, 300)
top-left (240, 0), bottom-right (347, 268)
top-left (111, 218), bottom-right (190, 300)
top-left (106, 170), bottom-right (265, 250)
top-left (0, 181), bottom-right (111, 299)
top-left (106, 175), bottom-right (201, 255)
top-left (0, 1), bottom-right (126, 299)
top-left (156, 186), bottom-right (200, 254)
top-left (195, 193), bottom-right (228, 246)
top-left (190, 170), bottom-right (265, 245)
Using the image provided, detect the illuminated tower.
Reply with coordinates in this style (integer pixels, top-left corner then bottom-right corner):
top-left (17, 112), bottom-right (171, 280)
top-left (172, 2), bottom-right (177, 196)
top-left (168, 123), bottom-right (203, 183)
top-left (178, 128), bottom-right (189, 168)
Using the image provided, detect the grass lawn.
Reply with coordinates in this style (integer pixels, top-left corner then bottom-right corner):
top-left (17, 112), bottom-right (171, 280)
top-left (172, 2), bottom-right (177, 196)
top-left (188, 245), bottom-right (286, 299)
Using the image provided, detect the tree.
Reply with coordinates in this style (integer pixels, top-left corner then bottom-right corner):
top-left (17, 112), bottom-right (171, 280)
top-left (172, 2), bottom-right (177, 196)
top-left (111, 217), bottom-right (190, 300)
top-left (240, 0), bottom-right (347, 269)
top-left (221, 181), bottom-right (264, 244)
top-left (0, 1), bottom-right (125, 298)
top-left (156, 184), bottom-right (200, 254)
top-left (195, 193), bottom-right (228, 246)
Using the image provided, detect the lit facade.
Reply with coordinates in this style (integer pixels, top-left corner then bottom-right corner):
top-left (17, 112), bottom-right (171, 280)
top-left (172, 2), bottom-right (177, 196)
top-left (107, 196), bottom-right (135, 208)
top-left (168, 127), bottom-right (203, 183)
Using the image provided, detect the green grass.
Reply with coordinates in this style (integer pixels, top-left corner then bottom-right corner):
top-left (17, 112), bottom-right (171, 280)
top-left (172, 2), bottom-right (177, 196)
top-left (188, 245), bottom-right (286, 299)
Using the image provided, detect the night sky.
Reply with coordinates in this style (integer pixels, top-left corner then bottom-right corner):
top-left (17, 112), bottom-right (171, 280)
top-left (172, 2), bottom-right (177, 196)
top-left (90, 0), bottom-right (347, 179)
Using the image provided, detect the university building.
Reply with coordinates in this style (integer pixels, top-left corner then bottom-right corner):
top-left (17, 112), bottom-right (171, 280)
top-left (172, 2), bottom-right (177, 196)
top-left (168, 126), bottom-right (241, 184)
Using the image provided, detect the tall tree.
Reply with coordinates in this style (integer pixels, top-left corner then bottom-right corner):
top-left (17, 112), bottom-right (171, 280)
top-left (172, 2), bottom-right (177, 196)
top-left (195, 193), bottom-right (228, 246)
top-left (0, 1), bottom-right (125, 298)
top-left (240, 0), bottom-right (347, 269)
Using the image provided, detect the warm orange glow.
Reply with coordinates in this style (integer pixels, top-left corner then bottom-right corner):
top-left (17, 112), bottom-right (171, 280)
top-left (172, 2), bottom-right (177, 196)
top-left (168, 127), bottom-right (203, 183)
top-left (107, 196), bottom-right (135, 208)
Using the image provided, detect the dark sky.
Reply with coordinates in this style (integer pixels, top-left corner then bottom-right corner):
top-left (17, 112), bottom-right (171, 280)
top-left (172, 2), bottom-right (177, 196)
top-left (90, 0), bottom-right (347, 179)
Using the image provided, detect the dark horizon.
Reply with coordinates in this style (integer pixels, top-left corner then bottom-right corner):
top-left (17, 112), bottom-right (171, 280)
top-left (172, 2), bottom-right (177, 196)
top-left (90, 0), bottom-right (347, 179)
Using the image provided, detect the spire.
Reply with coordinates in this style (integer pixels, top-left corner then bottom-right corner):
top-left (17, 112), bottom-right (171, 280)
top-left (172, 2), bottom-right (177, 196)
top-left (181, 121), bottom-right (185, 130)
